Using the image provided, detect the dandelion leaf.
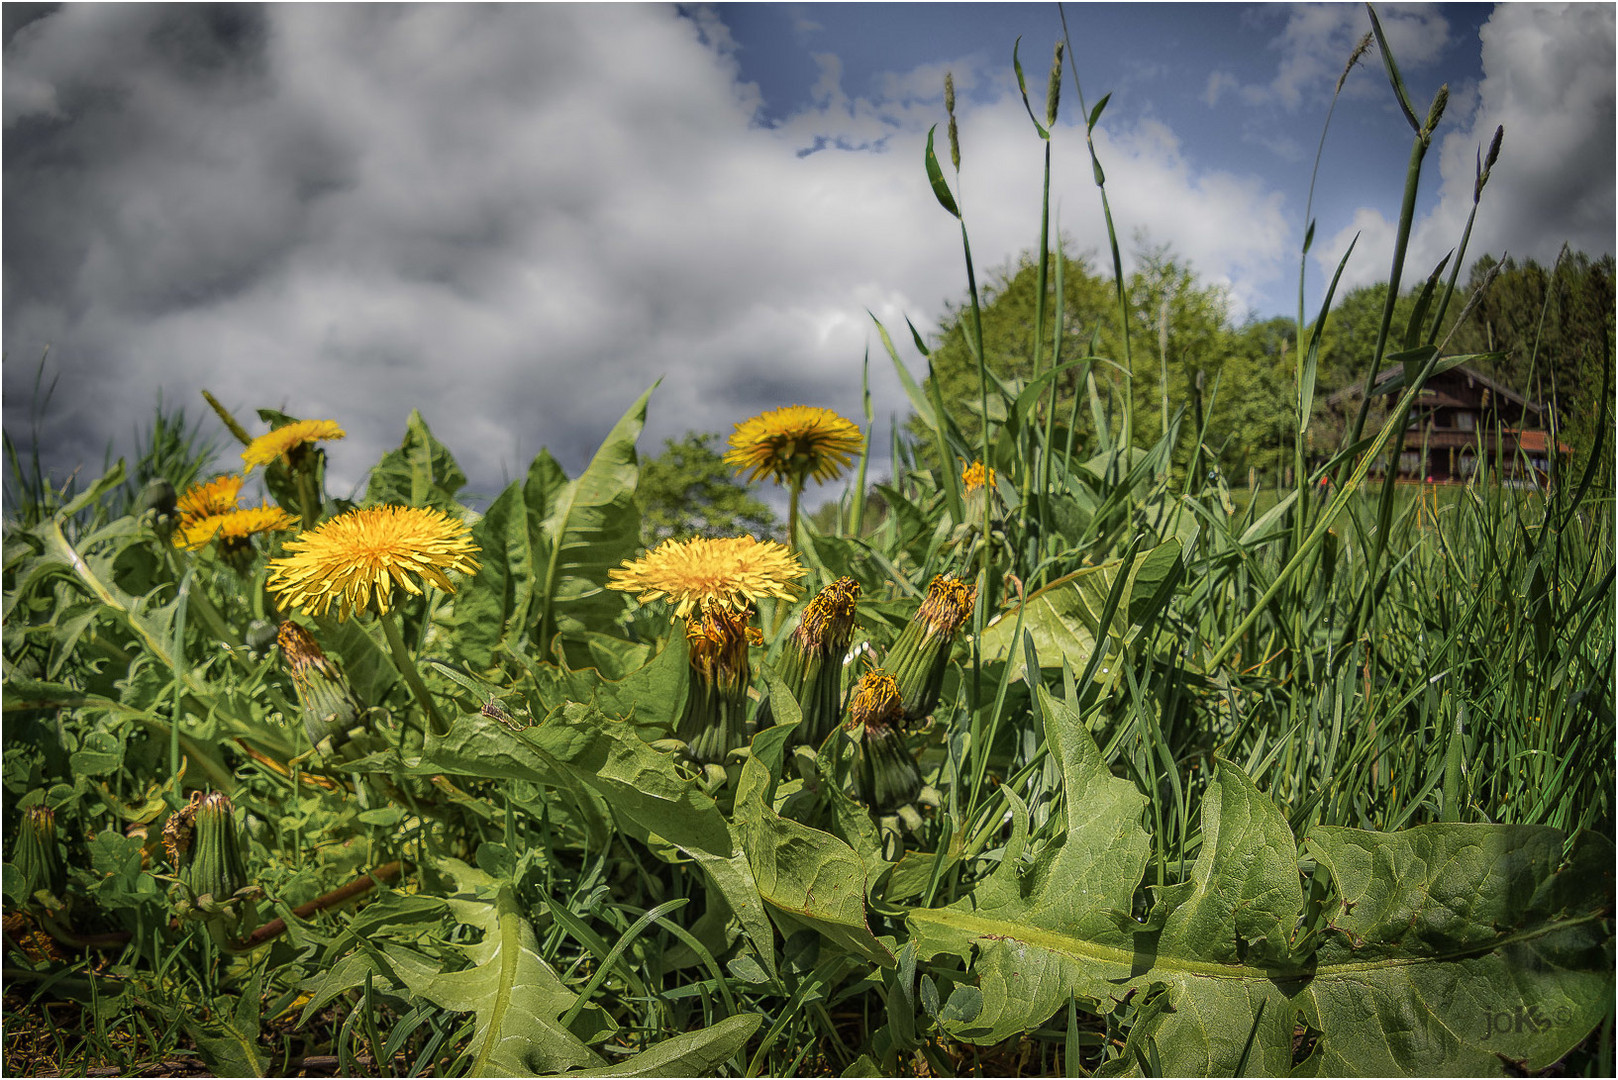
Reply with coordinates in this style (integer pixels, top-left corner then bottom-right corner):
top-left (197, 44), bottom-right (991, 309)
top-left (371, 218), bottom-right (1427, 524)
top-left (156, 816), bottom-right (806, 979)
top-left (596, 1013), bottom-right (763, 1077)
top-left (982, 539), bottom-right (1182, 682)
top-left (403, 861), bottom-right (602, 1077)
top-left (363, 409), bottom-right (467, 511)
top-left (908, 684), bottom-right (1614, 1076)
top-left (733, 722), bottom-right (895, 968)
top-left (425, 706), bottom-right (777, 978)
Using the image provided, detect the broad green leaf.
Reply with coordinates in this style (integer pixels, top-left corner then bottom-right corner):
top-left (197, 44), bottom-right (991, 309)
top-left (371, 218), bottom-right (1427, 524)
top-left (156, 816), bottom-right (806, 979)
top-left (452, 479), bottom-right (539, 668)
top-left (363, 410), bottom-right (467, 511)
top-left (597, 1013), bottom-right (763, 1076)
top-left (186, 967), bottom-right (268, 1078)
top-left (404, 860), bottom-right (602, 1077)
top-left (981, 539), bottom-right (1182, 681)
top-left (533, 383), bottom-right (655, 646)
top-left (424, 707), bottom-right (776, 977)
top-left (908, 686), bottom-right (1614, 1075)
top-left (733, 722), bottom-right (895, 968)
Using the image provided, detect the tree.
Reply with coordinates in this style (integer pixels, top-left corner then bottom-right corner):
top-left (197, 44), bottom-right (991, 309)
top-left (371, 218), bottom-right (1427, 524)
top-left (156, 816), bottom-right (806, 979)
top-left (1445, 252), bottom-right (1615, 478)
top-left (635, 432), bottom-right (778, 546)
top-left (917, 243), bottom-right (1243, 472)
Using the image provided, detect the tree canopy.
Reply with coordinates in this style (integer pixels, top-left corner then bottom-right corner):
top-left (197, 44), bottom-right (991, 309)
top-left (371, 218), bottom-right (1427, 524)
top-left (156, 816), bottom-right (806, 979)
top-left (635, 431), bottom-right (777, 546)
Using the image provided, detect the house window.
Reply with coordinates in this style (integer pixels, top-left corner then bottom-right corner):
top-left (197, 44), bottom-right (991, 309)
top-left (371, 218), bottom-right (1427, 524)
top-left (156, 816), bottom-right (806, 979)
top-left (1455, 411), bottom-right (1475, 431)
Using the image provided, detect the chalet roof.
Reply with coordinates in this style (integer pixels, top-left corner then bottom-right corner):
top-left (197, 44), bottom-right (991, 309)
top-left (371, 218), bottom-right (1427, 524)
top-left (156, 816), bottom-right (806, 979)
top-left (1322, 362), bottom-right (1549, 416)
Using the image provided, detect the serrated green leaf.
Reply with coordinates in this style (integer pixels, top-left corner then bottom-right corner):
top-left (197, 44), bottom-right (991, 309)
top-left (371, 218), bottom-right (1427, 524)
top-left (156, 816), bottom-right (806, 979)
top-left (597, 1013), bottom-right (763, 1076)
top-left (981, 539), bottom-right (1183, 682)
top-left (908, 686), bottom-right (1614, 1075)
top-left (534, 383), bottom-right (654, 646)
top-left (363, 410), bottom-right (467, 510)
top-left (424, 706), bottom-right (776, 978)
top-left (187, 967), bottom-right (268, 1078)
top-left (733, 723), bottom-right (895, 968)
top-left (403, 861), bottom-right (602, 1077)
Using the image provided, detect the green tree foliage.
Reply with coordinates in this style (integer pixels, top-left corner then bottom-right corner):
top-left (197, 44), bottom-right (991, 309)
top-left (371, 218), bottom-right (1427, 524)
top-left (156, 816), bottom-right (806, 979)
top-left (1446, 251), bottom-right (1616, 476)
top-left (919, 244), bottom-right (1296, 480)
top-left (635, 431), bottom-right (777, 546)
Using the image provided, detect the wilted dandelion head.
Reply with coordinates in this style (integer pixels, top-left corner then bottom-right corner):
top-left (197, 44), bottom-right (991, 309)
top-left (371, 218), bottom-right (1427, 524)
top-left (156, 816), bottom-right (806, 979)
top-left (917, 575), bottom-right (977, 638)
top-left (848, 669), bottom-right (903, 732)
top-left (792, 577), bottom-right (861, 654)
top-left (242, 419), bottom-right (346, 471)
top-left (724, 406), bottom-right (863, 488)
top-left (607, 535), bottom-right (804, 619)
top-left (175, 504), bottom-right (299, 552)
top-left (266, 505), bottom-right (480, 621)
top-left (961, 460), bottom-right (995, 493)
top-left (177, 474), bottom-right (244, 523)
top-left (277, 620), bottom-right (333, 677)
top-left (686, 604), bottom-right (761, 690)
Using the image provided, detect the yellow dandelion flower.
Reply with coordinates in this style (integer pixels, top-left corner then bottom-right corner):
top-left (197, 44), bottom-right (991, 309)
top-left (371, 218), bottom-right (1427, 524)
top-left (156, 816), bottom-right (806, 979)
top-left (724, 405), bottom-right (863, 487)
top-left (917, 574), bottom-right (977, 638)
top-left (961, 459), bottom-right (995, 493)
top-left (266, 505), bottom-right (480, 621)
top-left (607, 535), bottom-right (804, 619)
top-left (176, 474), bottom-right (244, 523)
top-left (175, 504), bottom-right (299, 551)
top-left (242, 419), bottom-right (346, 471)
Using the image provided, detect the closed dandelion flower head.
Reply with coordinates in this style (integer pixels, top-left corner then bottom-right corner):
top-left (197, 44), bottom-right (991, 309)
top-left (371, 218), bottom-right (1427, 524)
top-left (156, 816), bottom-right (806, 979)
top-left (176, 504), bottom-right (299, 551)
top-left (849, 669), bottom-right (903, 731)
top-left (607, 535), bottom-right (804, 619)
top-left (687, 605), bottom-right (760, 690)
top-left (918, 575), bottom-right (977, 638)
top-left (961, 460), bottom-right (995, 493)
top-left (242, 419), bottom-right (346, 471)
top-left (724, 405), bottom-right (862, 487)
top-left (266, 505), bottom-right (480, 621)
top-left (793, 577), bottom-right (861, 654)
top-left (177, 474), bottom-right (244, 523)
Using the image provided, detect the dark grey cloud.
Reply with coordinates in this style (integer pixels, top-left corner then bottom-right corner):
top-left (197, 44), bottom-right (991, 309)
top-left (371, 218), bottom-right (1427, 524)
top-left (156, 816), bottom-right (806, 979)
top-left (0, 4), bottom-right (1332, 508)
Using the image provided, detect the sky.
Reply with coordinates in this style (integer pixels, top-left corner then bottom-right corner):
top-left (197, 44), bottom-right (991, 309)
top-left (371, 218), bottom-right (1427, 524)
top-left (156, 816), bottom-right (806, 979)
top-left (4, 2), bottom-right (1613, 512)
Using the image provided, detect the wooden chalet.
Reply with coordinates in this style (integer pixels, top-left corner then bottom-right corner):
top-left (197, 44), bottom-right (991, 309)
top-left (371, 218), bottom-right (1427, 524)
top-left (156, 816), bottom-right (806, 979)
top-left (1321, 363), bottom-right (1568, 485)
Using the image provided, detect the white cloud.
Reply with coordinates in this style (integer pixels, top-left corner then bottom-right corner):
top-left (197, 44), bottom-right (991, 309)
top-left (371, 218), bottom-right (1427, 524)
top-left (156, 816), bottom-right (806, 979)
top-left (4, 4), bottom-right (1294, 504)
top-left (1317, 2), bottom-right (1614, 294)
top-left (1235, 3), bottom-right (1450, 111)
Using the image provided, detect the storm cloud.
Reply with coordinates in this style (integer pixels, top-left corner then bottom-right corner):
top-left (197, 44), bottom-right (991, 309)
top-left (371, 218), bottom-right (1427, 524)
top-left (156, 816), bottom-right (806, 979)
top-left (4, 4), bottom-right (1610, 506)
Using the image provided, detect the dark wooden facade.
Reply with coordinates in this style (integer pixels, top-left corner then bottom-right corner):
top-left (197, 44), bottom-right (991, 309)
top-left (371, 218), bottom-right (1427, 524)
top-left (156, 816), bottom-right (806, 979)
top-left (1323, 364), bottom-right (1566, 485)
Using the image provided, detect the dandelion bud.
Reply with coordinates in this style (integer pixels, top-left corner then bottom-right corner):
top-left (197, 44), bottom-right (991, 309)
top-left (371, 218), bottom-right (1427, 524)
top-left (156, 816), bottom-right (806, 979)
top-left (173, 791), bottom-right (249, 902)
top-left (1045, 42), bottom-right (1064, 128)
top-left (885, 575), bottom-right (977, 723)
top-left (680, 604), bottom-right (758, 765)
top-left (845, 671), bottom-right (923, 812)
top-left (278, 621), bottom-right (369, 759)
top-left (761, 577), bottom-right (861, 745)
top-left (11, 804), bottom-right (64, 901)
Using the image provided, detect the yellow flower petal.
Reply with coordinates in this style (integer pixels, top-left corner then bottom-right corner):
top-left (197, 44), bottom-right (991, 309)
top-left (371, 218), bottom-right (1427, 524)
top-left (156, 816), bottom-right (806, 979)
top-left (266, 505), bottom-right (480, 621)
top-left (242, 419), bottom-right (346, 471)
top-left (724, 405), bottom-right (862, 487)
top-left (606, 535), bottom-right (804, 619)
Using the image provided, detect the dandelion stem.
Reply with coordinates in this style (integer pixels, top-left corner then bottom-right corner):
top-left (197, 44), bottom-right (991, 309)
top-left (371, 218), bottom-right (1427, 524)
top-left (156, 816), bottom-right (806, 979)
top-left (377, 607), bottom-right (446, 736)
